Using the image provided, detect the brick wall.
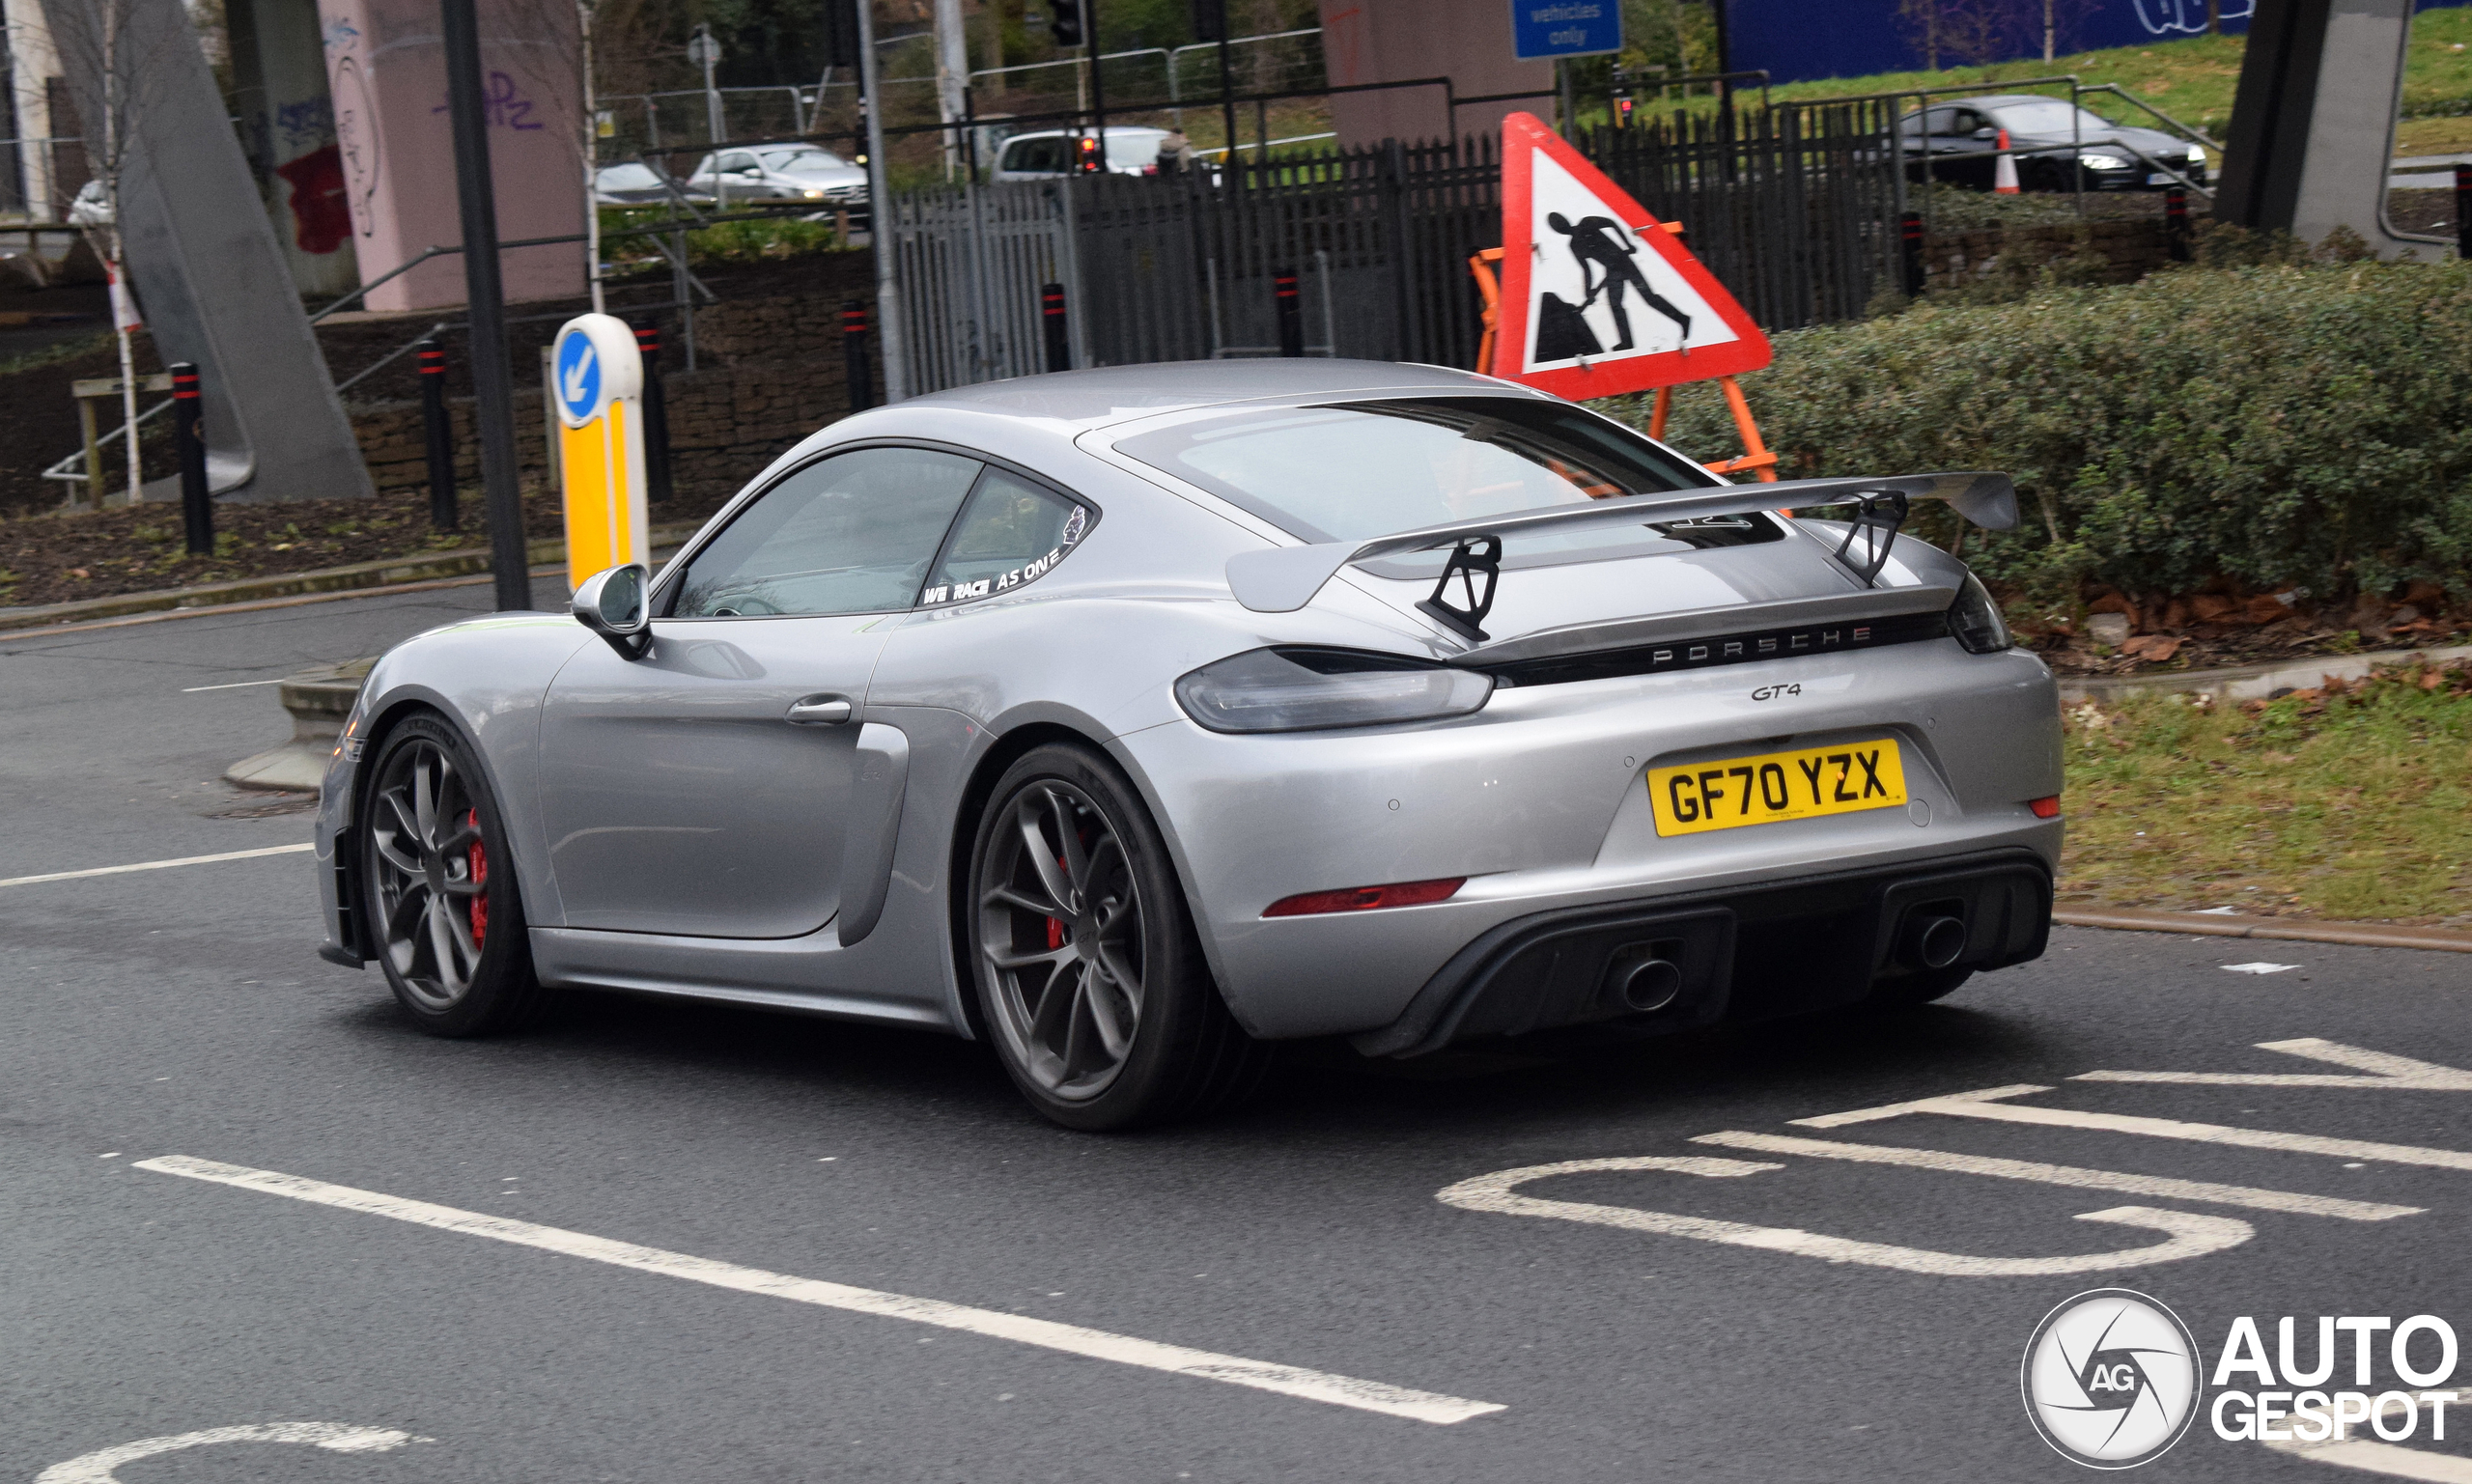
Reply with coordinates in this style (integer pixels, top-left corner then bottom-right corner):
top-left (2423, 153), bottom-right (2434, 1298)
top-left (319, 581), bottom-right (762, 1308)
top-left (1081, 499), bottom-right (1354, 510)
top-left (352, 279), bottom-right (883, 509)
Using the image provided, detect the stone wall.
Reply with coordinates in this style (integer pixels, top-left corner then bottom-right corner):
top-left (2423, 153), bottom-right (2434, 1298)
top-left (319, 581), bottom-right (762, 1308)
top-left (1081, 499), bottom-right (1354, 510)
top-left (351, 278), bottom-right (882, 510)
top-left (1921, 216), bottom-right (2177, 293)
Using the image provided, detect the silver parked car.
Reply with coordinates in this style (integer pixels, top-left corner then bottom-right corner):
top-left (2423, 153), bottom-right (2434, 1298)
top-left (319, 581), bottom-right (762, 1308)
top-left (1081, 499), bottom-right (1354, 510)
top-left (314, 360), bottom-right (2062, 1130)
top-left (686, 143), bottom-right (869, 207)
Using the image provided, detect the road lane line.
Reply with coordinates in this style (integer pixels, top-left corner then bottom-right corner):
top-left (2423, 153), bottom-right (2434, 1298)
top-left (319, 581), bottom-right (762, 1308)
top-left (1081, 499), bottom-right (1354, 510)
top-left (38, 1423), bottom-right (420, 1484)
top-left (2075, 1038), bottom-right (2472, 1091)
top-left (1793, 1087), bottom-right (2472, 1172)
top-left (0, 843), bottom-right (314, 888)
top-left (1436, 1157), bottom-right (2253, 1276)
top-left (181, 678), bottom-right (288, 692)
top-left (135, 1156), bottom-right (1503, 1426)
top-left (1692, 1131), bottom-right (2422, 1221)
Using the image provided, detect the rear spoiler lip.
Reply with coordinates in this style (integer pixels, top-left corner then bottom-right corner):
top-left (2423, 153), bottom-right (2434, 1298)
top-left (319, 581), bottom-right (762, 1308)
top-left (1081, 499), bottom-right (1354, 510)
top-left (1222, 471), bottom-right (2017, 615)
top-left (1445, 584), bottom-right (1961, 669)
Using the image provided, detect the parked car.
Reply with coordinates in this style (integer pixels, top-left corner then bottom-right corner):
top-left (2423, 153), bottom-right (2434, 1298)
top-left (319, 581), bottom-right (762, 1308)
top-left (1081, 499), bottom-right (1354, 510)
top-left (67, 179), bottom-right (111, 229)
top-left (991, 126), bottom-right (1179, 181)
top-left (686, 143), bottom-right (869, 208)
top-left (315, 360), bottom-right (2060, 1130)
top-left (592, 161), bottom-right (711, 208)
top-left (1898, 95), bottom-right (2207, 191)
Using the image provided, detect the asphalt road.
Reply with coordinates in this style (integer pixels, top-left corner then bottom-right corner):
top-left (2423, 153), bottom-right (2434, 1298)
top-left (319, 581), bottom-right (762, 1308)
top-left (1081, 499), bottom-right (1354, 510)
top-left (5, 583), bottom-right (2471, 1483)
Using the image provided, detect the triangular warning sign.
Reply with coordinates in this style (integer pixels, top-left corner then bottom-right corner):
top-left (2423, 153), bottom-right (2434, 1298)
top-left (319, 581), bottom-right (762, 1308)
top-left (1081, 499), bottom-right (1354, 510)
top-left (1491, 112), bottom-right (1771, 398)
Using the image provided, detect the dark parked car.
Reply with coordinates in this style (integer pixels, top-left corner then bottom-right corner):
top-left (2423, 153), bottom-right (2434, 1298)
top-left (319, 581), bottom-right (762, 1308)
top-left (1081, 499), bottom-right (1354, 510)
top-left (1897, 96), bottom-right (2207, 192)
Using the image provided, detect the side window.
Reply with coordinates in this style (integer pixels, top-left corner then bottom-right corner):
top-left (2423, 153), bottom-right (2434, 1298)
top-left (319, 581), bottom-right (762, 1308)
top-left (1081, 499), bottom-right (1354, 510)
top-left (668, 447), bottom-right (980, 618)
top-left (1926, 108), bottom-right (1963, 136)
top-left (999, 139), bottom-right (1034, 172)
top-left (918, 468), bottom-right (1090, 607)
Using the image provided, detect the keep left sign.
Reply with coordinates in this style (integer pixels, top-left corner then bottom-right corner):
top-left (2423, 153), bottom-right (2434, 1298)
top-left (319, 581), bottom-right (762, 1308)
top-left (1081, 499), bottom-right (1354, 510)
top-left (1490, 112), bottom-right (1771, 399)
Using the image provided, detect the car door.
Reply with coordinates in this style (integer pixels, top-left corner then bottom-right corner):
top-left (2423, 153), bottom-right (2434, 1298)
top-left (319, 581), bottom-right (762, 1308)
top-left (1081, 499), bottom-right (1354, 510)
top-left (535, 445), bottom-right (983, 938)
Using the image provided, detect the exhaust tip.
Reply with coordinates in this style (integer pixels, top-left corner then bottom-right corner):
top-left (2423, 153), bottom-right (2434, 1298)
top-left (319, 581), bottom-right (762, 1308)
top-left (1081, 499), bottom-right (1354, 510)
top-left (1616, 957), bottom-right (1685, 1014)
top-left (1906, 914), bottom-right (1969, 970)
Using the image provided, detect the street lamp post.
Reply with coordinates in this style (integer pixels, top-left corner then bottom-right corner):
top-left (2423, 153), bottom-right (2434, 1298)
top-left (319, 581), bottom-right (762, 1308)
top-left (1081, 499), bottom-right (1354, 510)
top-left (689, 25), bottom-right (724, 147)
top-left (439, 0), bottom-right (528, 612)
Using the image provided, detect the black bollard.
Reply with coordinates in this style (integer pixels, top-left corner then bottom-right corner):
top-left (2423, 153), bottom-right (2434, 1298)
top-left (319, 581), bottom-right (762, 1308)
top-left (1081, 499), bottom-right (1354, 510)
top-left (632, 323), bottom-right (674, 506)
top-left (1041, 282), bottom-right (1071, 373)
top-left (417, 338), bottom-right (457, 531)
top-left (2458, 163), bottom-right (2470, 265)
top-left (842, 300), bottom-right (874, 411)
top-left (173, 361), bottom-right (211, 555)
top-left (2165, 185), bottom-right (2192, 264)
top-left (1899, 211), bottom-right (1925, 298)
top-left (1275, 266), bottom-right (1303, 357)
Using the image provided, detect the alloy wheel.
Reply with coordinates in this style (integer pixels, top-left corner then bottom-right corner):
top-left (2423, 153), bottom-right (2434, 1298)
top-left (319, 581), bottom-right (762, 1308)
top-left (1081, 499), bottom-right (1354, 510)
top-left (976, 780), bottom-right (1146, 1100)
top-left (368, 739), bottom-right (489, 1009)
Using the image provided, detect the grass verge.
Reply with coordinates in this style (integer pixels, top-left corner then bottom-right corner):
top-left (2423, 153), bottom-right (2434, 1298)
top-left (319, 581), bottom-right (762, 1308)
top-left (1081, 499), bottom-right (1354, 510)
top-left (2059, 658), bottom-right (2472, 927)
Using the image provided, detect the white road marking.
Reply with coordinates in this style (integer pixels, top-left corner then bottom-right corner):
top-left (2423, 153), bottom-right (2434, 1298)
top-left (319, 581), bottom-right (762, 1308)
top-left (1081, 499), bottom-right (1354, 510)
top-left (1691, 1131), bottom-right (2422, 1221)
top-left (2226, 962), bottom-right (2302, 974)
top-left (2270, 1395), bottom-right (2472, 1481)
top-left (1435, 1157), bottom-right (2252, 1276)
top-left (181, 678), bottom-right (287, 692)
top-left (1794, 1085), bottom-right (2472, 1171)
top-left (0, 843), bottom-right (314, 888)
top-left (136, 1156), bottom-right (1503, 1426)
top-left (2076, 1038), bottom-right (2472, 1091)
top-left (37, 1422), bottom-right (421, 1483)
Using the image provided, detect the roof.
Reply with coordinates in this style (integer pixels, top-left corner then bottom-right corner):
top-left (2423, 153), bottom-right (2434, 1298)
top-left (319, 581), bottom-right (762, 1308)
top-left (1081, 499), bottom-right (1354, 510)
top-left (903, 358), bottom-right (1528, 428)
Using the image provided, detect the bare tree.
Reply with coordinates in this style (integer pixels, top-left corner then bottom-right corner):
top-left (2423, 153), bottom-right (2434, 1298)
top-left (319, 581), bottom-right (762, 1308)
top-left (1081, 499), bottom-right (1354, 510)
top-left (39, 0), bottom-right (196, 504)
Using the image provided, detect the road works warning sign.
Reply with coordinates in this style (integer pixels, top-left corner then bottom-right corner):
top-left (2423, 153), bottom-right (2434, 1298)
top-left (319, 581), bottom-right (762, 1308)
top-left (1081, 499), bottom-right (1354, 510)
top-left (1489, 111), bottom-right (1771, 399)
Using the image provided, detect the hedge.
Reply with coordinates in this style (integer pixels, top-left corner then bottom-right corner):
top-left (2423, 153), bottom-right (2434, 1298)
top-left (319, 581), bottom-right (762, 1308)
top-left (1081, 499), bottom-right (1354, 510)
top-left (1604, 251), bottom-right (2472, 605)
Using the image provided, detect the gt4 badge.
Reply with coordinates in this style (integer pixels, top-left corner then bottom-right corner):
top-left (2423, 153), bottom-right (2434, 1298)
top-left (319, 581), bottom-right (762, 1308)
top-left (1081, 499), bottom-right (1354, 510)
top-left (1749, 683), bottom-right (1802, 701)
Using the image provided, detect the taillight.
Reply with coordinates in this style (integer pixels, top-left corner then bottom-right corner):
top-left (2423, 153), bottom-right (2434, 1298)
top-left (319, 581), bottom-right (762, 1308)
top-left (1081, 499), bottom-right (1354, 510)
top-left (2029, 796), bottom-right (2062, 819)
top-left (1262, 877), bottom-right (1466, 918)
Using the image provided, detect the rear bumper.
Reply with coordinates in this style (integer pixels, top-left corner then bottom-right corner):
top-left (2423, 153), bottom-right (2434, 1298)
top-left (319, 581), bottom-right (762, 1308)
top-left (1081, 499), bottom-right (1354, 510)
top-left (1352, 848), bottom-right (2050, 1057)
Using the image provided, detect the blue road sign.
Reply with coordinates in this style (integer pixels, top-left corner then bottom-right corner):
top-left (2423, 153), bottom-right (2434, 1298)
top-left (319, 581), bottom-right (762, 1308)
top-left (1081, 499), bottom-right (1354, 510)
top-left (1510, 0), bottom-right (1621, 60)
top-left (555, 327), bottom-right (603, 422)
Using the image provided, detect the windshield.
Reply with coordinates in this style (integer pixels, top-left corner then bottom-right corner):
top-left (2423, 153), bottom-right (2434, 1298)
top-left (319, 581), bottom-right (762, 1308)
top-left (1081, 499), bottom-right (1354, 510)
top-left (1990, 101), bottom-right (2116, 136)
top-left (762, 147), bottom-right (850, 174)
top-left (1115, 396), bottom-right (1731, 549)
top-left (596, 163), bottom-right (660, 189)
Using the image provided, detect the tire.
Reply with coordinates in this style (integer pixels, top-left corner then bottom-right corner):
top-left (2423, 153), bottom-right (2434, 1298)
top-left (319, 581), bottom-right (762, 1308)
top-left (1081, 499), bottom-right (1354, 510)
top-left (1871, 966), bottom-right (1975, 1008)
top-left (359, 713), bottom-right (557, 1037)
top-left (966, 742), bottom-right (1272, 1131)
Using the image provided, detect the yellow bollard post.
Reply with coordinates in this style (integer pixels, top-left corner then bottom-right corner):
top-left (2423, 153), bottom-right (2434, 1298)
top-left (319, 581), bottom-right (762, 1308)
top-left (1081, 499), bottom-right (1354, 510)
top-left (549, 314), bottom-right (650, 592)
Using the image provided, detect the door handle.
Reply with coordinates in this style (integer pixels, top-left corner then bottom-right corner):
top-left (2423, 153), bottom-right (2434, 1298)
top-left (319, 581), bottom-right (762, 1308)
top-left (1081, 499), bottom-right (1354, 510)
top-left (785, 695), bottom-right (854, 726)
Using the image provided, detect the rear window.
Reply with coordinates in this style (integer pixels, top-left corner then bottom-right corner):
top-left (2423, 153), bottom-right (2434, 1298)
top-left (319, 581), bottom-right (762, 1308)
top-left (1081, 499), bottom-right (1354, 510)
top-left (1113, 397), bottom-right (1769, 570)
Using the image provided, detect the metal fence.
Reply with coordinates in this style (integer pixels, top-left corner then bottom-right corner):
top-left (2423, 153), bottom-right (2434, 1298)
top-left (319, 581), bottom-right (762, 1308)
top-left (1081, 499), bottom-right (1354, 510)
top-left (889, 102), bottom-right (1907, 397)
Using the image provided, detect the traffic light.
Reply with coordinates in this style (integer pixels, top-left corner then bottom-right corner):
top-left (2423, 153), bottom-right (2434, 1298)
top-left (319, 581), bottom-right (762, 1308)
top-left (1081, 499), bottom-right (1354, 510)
top-left (1050, 0), bottom-right (1084, 47)
top-left (1612, 67), bottom-right (1634, 128)
top-left (1075, 133), bottom-right (1103, 172)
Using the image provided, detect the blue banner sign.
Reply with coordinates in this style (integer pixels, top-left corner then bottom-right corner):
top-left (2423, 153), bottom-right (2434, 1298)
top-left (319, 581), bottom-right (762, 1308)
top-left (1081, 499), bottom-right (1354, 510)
top-left (1510, 0), bottom-right (1621, 61)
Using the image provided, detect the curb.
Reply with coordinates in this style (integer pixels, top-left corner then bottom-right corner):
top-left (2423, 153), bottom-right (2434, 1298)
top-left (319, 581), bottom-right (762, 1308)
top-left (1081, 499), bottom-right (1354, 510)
top-left (2056, 643), bottom-right (2472, 705)
top-left (0, 522), bottom-right (705, 634)
top-left (2053, 906), bottom-right (2472, 954)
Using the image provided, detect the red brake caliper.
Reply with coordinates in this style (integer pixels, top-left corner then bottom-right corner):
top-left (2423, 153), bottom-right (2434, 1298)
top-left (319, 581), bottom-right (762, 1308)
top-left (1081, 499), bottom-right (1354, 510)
top-left (466, 808), bottom-right (489, 946)
top-left (1044, 852), bottom-right (1070, 950)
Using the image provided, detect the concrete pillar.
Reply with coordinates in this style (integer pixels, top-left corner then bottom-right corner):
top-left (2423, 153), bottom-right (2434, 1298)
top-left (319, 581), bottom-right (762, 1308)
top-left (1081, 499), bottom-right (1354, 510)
top-left (317, 0), bottom-right (587, 311)
top-left (4, 0), bottom-right (62, 219)
top-left (2215, 0), bottom-right (2439, 259)
top-left (227, 0), bottom-right (360, 296)
top-left (38, 0), bottom-right (375, 503)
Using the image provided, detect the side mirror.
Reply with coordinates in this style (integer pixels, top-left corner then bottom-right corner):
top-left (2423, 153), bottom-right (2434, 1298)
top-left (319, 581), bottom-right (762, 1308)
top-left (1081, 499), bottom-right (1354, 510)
top-left (1973, 126), bottom-right (1999, 141)
top-left (574, 563), bottom-right (653, 658)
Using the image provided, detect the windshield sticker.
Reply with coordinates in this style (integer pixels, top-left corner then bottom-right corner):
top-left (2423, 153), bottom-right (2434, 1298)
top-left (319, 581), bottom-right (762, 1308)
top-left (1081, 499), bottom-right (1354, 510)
top-left (1061, 504), bottom-right (1088, 546)
top-left (919, 541), bottom-right (1072, 607)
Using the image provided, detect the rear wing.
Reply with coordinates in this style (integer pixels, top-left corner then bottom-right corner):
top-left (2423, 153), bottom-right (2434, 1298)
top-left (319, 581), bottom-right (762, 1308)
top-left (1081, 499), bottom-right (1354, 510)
top-left (1223, 472), bottom-right (2017, 641)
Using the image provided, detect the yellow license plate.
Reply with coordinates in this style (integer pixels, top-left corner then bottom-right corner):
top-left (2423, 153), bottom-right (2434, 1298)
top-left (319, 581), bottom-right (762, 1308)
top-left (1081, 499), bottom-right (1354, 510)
top-left (1648, 739), bottom-right (1908, 836)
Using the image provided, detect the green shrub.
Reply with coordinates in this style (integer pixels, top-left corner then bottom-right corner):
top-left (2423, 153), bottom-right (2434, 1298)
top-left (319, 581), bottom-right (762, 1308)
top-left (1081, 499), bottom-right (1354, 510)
top-left (1604, 253), bottom-right (2472, 602)
top-left (683, 216), bottom-right (844, 265)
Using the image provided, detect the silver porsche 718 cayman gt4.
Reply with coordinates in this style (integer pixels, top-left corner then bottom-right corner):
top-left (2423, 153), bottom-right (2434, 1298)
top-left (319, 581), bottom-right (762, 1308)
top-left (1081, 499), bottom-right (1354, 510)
top-left (315, 359), bottom-right (2063, 1129)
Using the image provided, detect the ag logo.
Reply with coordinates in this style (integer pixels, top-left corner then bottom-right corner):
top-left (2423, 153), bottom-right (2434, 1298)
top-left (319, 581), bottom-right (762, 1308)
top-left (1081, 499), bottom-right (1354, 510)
top-left (2022, 1289), bottom-right (2201, 1469)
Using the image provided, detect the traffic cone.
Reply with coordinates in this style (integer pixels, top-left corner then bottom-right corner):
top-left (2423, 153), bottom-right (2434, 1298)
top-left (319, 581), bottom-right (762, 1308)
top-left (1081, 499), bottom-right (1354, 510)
top-left (1994, 128), bottom-right (2020, 194)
